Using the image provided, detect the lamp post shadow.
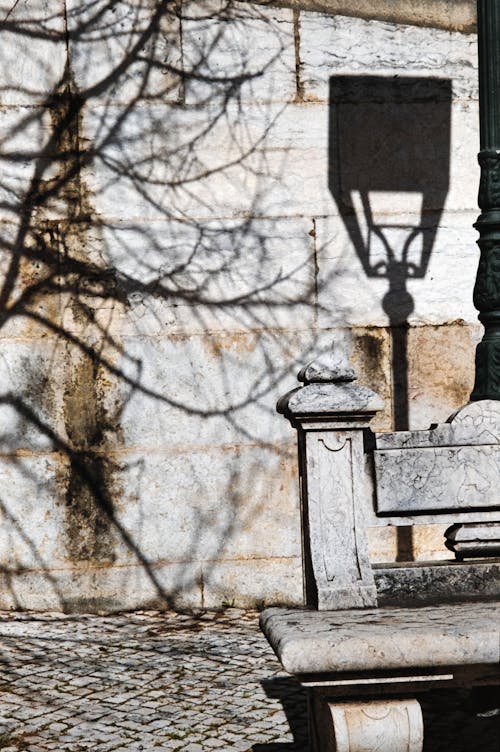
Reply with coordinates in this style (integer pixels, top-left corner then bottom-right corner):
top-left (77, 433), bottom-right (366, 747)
top-left (328, 76), bottom-right (452, 560)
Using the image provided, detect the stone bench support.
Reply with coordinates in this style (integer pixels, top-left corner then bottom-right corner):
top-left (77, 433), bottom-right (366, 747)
top-left (310, 698), bottom-right (424, 752)
top-left (261, 602), bottom-right (500, 752)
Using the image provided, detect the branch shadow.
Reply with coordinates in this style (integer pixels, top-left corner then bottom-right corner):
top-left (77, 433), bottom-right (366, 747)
top-left (0, 0), bottom-right (317, 611)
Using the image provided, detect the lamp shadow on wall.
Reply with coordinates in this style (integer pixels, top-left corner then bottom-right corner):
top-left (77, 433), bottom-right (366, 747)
top-left (328, 75), bottom-right (452, 561)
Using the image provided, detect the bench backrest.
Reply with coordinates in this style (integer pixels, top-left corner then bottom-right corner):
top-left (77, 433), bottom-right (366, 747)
top-left (278, 356), bottom-right (500, 610)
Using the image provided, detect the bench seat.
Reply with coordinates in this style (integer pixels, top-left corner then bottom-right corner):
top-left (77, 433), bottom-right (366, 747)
top-left (261, 602), bottom-right (500, 675)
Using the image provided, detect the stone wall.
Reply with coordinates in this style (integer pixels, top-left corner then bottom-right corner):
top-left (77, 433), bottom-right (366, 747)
top-left (0, 0), bottom-right (481, 611)
top-left (242, 0), bottom-right (477, 33)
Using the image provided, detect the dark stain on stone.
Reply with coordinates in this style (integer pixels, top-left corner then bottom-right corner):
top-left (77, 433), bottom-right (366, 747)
top-left (45, 69), bottom-right (92, 223)
top-left (356, 331), bottom-right (383, 372)
top-left (63, 349), bottom-right (123, 564)
top-left (64, 452), bottom-right (118, 563)
top-left (351, 328), bottom-right (392, 431)
top-left (45, 71), bottom-right (125, 566)
top-left (17, 353), bottom-right (57, 431)
top-left (353, 330), bottom-right (387, 392)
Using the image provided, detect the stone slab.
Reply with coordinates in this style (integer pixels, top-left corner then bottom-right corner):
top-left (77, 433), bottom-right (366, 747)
top-left (277, 382), bottom-right (383, 420)
top-left (376, 400), bottom-right (500, 450)
top-left (81, 100), bottom-right (336, 222)
top-left (0, 549), bottom-right (302, 614)
top-left (260, 602), bottom-right (500, 674)
top-left (315, 214), bottom-right (480, 330)
top-left (66, 0), bottom-right (182, 105)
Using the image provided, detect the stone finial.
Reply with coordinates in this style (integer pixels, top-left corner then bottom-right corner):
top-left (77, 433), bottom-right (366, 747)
top-left (277, 351), bottom-right (382, 426)
top-left (298, 351), bottom-right (357, 384)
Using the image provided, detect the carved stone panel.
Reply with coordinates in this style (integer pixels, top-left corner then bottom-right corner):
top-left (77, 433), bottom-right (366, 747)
top-left (374, 444), bottom-right (500, 514)
top-left (373, 400), bottom-right (500, 516)
top-left (304, 429), bottom-right (376, 609)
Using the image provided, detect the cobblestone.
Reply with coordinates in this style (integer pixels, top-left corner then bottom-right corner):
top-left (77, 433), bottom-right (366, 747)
top-left (0, 609), bottom-right (497, 751)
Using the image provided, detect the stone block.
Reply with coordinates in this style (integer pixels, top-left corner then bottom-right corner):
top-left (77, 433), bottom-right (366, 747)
top-left (98, 327), bottom-right (327, 449)
top-left (375, 444), bottom-right (500, 514)
top-left (80, 100), bottom-right (335, 222)
top-left (367, 524), bottom-right (398, 563)
top-left (66, 0), bottom-right (182, 105)
top-left (181, 1), bottom-right (296, 105)
top-left (109, 444), bottom-right (301, 563)
top-left (0, 550), bottom-right (303, 611)
top-left (0, 452), bottom-right (69, 571)
top-left (448, 101), bottom-right (480, 211)
top-left (367, 523), bottom-right (454, 564)
top-left (0, 106), bottom-right (63, 222)
top-left (328, 91), bottom-right (478, 217)
top-left (0, 439), bottom-right (302, 610)
top-left (0, 0), bottom-right (67, 107)
top-left (0, 217), bottom-right (62, 342)
top-left (245, 0), bottom-right (477, 34)
top-left (375, 558), bottom-right (500, 604)
top-left (298, 13), bottom-right (478, 102)
top-left (0, 558), bottom-right (203, 612)
top-left (310, 698), bottom-right (423, 752)
top-left (0, 340), bottom-right (66, 451)
top-left (350, 327), bottom-right (393, 431)
top-left (407, 322), bottom-right (479, 429)
top-left (59, 215), bottom-right (317, 335)
top-left (201, 556), bottom-right (303, 608)
top-left (64, 442), bottom-right (297, 565)
top-left (373, 400), bottom-right (500, 515)
top-left (315, 214), bottom-right (479, 330)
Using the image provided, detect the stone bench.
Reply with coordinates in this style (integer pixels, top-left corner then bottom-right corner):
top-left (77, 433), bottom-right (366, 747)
top-left (261, 602), bottom-right (500, 677)
top-left (260, 354), bottom-right (500, 752)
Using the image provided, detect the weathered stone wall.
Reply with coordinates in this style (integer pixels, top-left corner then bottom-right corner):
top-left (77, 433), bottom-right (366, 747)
top-left (241, 0), bottom-right (477, 33)
top-left (0, 0), bottom-right (481, 611)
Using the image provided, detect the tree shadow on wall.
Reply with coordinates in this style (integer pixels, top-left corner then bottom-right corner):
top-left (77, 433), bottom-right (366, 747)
top-left (328, 75), bottom-right (451, 560)
top-left (0, 0), bottom-right (315, 612)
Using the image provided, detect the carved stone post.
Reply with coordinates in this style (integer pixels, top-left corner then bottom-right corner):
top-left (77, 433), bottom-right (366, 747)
top-left (277, 353), bottom-right (383, 610)
top-left (471, 0), bottom-right (500, 400)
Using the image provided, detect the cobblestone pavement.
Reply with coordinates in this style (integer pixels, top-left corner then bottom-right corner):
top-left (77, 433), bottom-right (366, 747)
top-left (0, 608), bottom-right (498, 752)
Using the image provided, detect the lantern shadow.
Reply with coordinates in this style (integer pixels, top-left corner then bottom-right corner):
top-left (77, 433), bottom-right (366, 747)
top-left (328, 75), bottom-right (452, 430)
top-left (328, 76), bottom-right (452, 561)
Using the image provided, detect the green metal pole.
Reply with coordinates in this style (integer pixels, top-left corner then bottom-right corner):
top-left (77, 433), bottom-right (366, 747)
top-left (471, 0), bottom-right (500, 400)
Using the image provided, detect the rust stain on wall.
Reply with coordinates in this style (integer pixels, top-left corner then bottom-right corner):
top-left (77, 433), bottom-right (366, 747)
top-left (408, 321), bottom-right (477, 415)
top-left (202, 331), bottom-right (261, 359)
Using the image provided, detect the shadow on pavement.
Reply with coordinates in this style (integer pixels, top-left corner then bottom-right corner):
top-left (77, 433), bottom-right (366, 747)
top-left (253, 676), bottom-right (308, 752)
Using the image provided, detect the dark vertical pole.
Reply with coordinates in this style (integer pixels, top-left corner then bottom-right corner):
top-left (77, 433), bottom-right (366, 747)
top-left (471, 0), bottom-right (500, 401)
